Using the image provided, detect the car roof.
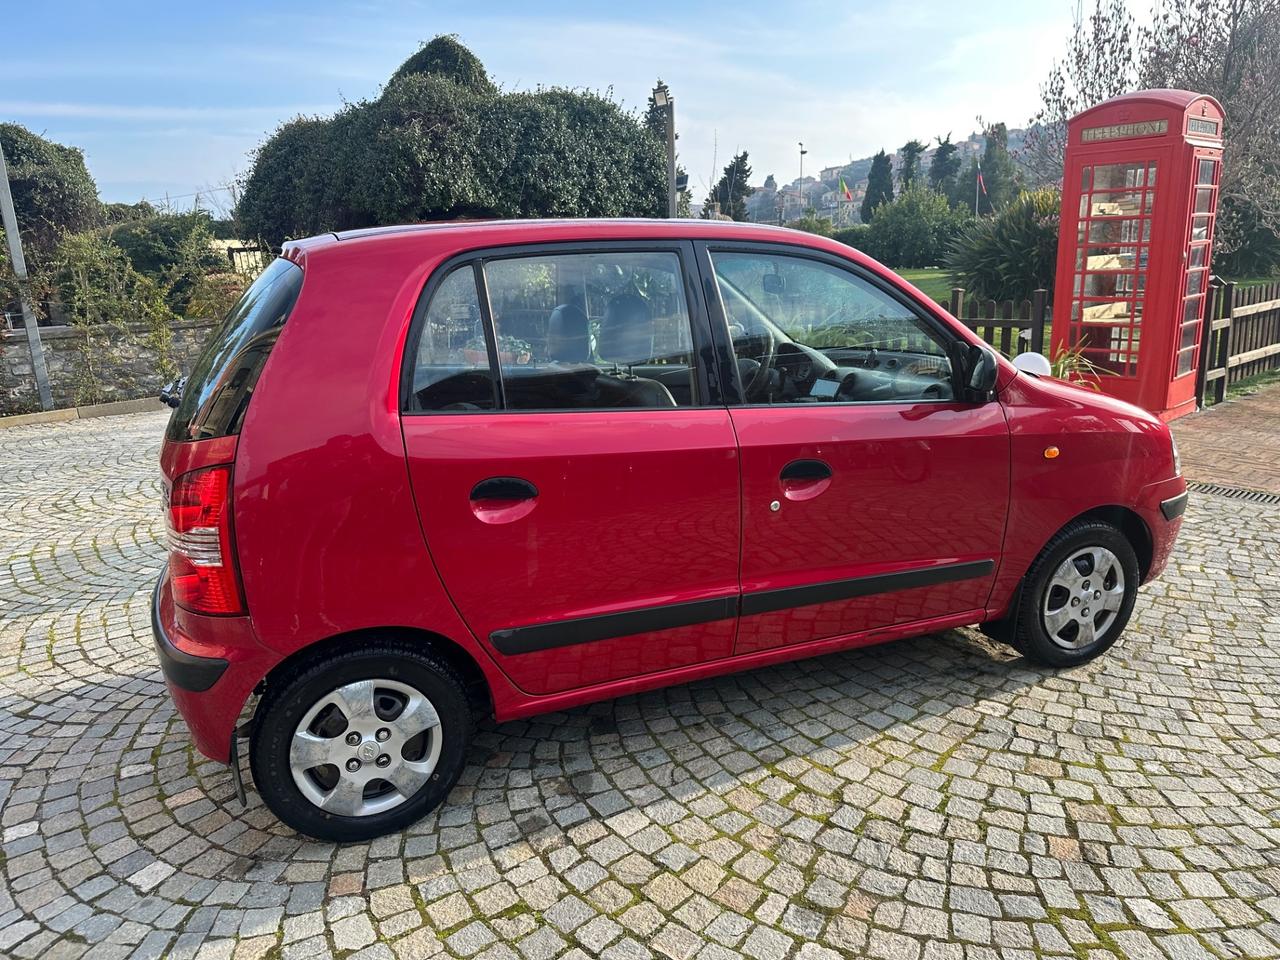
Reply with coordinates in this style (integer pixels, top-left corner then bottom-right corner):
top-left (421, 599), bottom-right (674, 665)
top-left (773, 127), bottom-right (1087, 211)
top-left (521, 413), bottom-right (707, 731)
top-left (282, 217), bottom-right (832, 258)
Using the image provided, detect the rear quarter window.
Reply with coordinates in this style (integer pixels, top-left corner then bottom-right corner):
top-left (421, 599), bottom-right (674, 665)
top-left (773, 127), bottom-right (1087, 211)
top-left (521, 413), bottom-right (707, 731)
top-left (167, 257), bottom-right (303, 441)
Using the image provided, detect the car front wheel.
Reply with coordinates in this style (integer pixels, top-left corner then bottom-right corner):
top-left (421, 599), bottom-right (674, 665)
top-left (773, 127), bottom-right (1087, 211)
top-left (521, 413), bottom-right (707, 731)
top-left (250, 639), bottom-right (473, 842)
top-left (1012, 520), bottom-right (1140, 668)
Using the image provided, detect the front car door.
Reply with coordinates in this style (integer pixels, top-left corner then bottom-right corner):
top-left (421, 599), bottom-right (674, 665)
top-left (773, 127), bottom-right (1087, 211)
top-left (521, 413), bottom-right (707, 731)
top-left (401, 242), bottom-right (741, 695)
top-left (698, 243), bottom-right (1010, 656)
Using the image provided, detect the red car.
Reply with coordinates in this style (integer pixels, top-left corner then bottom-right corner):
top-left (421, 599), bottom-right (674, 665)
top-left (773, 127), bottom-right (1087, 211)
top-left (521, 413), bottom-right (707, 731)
top-left (154, 219), bottom-right (1186, 840)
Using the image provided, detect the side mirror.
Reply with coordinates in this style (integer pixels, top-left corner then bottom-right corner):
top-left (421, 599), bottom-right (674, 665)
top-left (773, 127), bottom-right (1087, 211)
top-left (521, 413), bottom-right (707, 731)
top-left (1012, 351), bottom-right (1052, 377)
top-left (948, 343), bottom-right (998, 402)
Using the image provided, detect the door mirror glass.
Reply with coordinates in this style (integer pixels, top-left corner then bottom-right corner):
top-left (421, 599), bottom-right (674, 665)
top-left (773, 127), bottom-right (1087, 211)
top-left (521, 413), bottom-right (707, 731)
top-left (949, 343), bottom-right (998, 402)
top-left (1012, 351), bottom-right (1052, 377)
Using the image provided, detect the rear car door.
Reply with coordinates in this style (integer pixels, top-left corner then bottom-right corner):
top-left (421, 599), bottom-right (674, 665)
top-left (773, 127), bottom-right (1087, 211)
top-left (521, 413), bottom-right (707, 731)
top-left (401, 242), bottom-right (741, 695)
top-left (698, 243), bottom-right (1010, 655)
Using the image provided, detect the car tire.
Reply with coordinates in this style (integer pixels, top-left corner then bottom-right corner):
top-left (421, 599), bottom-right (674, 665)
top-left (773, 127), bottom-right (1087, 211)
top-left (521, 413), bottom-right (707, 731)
top-left (249, 638), bottom-right (473, 842)
top-left (1012, 520), bottom-right (1139, 668)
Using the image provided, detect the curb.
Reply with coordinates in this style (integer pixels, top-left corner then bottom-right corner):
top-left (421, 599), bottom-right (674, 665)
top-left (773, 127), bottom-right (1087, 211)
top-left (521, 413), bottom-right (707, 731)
top-left (0, 396), bottom-right (164, 430)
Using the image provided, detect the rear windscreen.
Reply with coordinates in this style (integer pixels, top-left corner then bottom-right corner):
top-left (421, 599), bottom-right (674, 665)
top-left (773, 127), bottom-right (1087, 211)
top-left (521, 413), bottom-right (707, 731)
top-left (167, 257), bottom-right (303, 442)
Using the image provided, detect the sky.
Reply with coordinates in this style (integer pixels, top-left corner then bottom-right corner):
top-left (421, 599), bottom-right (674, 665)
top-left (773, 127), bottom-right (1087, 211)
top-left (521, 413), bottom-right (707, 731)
top-left (4, 0), bottom-right (1077, 211)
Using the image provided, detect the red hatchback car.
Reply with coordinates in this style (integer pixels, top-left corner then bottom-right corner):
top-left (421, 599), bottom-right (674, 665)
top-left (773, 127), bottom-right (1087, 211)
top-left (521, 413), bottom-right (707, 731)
top-left (154, 219), bottom-right (1186, 840)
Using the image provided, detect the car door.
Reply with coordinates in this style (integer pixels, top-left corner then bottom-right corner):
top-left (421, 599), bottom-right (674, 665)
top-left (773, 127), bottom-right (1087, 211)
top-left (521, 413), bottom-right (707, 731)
top-left (400, 242), bottom-right (741, 695)
top-left (697, 243), bottom-right (1010, 656)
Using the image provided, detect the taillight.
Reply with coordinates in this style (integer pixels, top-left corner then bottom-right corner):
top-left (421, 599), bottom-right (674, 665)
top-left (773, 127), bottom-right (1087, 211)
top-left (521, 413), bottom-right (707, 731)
top-left (166, 465), bottom-right (244, 615)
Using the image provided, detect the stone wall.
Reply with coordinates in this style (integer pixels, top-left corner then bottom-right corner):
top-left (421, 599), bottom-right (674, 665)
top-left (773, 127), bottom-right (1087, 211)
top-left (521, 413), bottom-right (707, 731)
top-left (0, 320), bottom-right (216, 415)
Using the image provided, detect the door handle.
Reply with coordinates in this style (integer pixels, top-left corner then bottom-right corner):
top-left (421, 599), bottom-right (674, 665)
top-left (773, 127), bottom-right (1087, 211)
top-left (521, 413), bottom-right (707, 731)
top-left (779, 459), bottom-right (832, 482)
top-left (778, 459), bottom-right (832, 504)
top-left (470, 477), bottom-right (538, 501)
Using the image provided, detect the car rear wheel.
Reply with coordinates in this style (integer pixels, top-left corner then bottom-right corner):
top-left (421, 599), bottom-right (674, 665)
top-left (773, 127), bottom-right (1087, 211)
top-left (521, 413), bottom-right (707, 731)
top-left (250, 639), bottom-right (473, 841)
top-left (1012, 520), bottom-right (1140, 668)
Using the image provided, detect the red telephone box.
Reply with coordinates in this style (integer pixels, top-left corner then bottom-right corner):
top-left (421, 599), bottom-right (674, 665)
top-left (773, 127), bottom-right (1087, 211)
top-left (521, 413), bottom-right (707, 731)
top-left (1052, 90), bottom-right (1224, 420)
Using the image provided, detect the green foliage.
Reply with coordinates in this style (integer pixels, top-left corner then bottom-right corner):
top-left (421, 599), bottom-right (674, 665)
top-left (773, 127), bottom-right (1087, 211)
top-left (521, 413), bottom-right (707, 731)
top-left (898, 140), bottom-right (926, 190)
top-left (704, 152), bottom-right (754, 221)
top-left (860, 150), bottom-right (894, 225)
top-left (388, 35), bottom-right (495, 93)
top-left (946, 188), bottom-right (1060, 301)
top-left (0, 123), bottom-right (101, 256)
top-left (928, 135), bottom-right (961, 198)
top-left (106, 211), bottom-right (224, 308)
top-left (865, 186), bottom-right (971, 269)
top-left (237, 38), bottom-right (665, 247)
top-left (103, 201), bottom-right (156, 225)
top-left (789, 215), bottom-right (834, 238)
top-left (832, 224), bottom-right (871, 252)
top-left (37, 231), bottom-right (179, 403)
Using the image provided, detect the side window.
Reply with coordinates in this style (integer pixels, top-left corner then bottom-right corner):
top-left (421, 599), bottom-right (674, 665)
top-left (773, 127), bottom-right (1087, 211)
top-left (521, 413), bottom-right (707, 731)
top-left (710, 251), bottom-right (955, 404)
top-left (410, 266), bottom-right (497, 411)
top-left (484, 251), bottom-right (697, 409)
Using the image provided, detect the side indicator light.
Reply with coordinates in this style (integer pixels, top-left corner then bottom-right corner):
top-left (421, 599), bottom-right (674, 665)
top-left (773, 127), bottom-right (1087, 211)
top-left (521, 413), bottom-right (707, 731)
top-left (1044, 446), bottom-right (1061, 460)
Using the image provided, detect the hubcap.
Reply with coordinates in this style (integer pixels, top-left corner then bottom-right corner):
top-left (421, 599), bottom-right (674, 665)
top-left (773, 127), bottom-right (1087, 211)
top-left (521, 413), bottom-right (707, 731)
top-left (1042, 546), bottom-right (1126, 650)
top-left (289, 678), bottom-right (442, 817)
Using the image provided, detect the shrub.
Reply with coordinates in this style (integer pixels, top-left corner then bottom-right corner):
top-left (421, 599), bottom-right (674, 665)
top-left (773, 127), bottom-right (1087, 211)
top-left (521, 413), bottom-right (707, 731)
top-left (832, 224), bottom-right (871, 252)
top-left (946, 188), bottom-right (1060, 301)
top-left (106, 211), bottom-right (227, 313)
top-left (237, 37), bottom-right (665, 247)
top-left (0, 124), bottom-right (101, 255)
top-left (865, 185), bottom-right (970, 269)
top-left (788, 215), bottom-right (834, 238)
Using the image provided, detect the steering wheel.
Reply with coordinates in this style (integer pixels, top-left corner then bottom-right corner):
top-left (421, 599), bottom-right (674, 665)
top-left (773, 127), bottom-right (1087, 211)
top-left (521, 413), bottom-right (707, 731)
top-left (742, 325), bottom-right (778, 401)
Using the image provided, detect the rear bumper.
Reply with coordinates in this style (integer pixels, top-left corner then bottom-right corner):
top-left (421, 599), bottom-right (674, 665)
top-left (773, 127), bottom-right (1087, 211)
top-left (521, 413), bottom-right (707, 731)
top-left (151, 570), bottom-right (280, 762)
top-left (152, 576), bottom-right (228, 692)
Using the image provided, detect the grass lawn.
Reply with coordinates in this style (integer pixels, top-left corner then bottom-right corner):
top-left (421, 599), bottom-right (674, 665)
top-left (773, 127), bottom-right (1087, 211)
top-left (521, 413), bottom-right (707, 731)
top-left (894, 268), bottom-right (953, 305)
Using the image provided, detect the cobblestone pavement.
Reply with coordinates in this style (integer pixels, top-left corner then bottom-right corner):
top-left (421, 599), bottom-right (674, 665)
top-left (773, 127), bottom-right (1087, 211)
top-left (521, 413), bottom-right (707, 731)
top-left (1, 410), bottom-right (1279, 960)
top-left (1171, 383), bottom-right (1280, 494)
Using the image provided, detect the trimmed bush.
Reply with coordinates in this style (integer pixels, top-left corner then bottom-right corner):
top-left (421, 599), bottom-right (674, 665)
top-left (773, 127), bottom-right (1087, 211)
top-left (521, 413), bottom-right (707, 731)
top-left (237, 37), bottom-right (665, 247)
top-left (0, 124), bottom-right (101, 255)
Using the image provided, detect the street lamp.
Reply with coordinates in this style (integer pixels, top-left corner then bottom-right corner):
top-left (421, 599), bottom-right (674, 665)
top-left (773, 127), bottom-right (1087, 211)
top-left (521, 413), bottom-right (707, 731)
top-left (798, 141), bottom-right (808, 218)
top-left (652, 82), bottom-right (677, 218)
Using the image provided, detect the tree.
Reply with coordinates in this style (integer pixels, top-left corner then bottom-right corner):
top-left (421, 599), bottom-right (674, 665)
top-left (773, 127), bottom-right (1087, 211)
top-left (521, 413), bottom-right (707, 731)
top-left (866, 185), bottom-right (971, 268)
top-left (0, 124), bottom-right (101, 257)
top-left (928, 134), bottom-right (962, 198)
top-left (978, 122), bottom-right (1019, 213)
top-left (1140, 0), bottom-right (1280, 267)
top-left (704, 152), bottom-right (754, 221)
top-left (860, 150), bottom-right (894, 224)
top-left (1023, 0), bottom-right (1136, 186)
top-left (898, 140), bottom-right (926, 190)
top-left (237, 38), bottom-right (666, 246)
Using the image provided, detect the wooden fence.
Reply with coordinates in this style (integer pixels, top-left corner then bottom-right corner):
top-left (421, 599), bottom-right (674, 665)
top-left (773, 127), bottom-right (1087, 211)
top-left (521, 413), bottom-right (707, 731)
top-left (1197, 279), bottom-right (1280, 406)
top-left (948, 288), bottom-right (1050, 357)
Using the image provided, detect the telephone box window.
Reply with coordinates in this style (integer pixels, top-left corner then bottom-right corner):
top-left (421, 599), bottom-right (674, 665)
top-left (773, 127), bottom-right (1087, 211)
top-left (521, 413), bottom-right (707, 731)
top-left (1065, 161), bottom-right (1158, 377)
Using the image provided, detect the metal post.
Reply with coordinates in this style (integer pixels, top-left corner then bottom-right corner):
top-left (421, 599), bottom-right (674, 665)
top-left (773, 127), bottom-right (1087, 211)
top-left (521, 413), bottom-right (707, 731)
top-left (798, 142), bottom-right (807, 215)
top-left (0, 139), bottom-right (53, 411)
top-left (666, 99), bottom-right (677, 218)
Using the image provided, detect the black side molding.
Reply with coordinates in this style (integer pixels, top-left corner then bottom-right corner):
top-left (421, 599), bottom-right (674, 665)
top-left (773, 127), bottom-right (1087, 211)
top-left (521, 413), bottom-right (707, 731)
top-left (491, 595), bottom-right (738, 656)
top-left (151, 573), bottom-right (229, 692)
top-left (1160, 491), bottom-right (1189, 521)
top-left (740, 559), bottom-right (995, 618)
top-left (490, 559), bottom-right (997, 656)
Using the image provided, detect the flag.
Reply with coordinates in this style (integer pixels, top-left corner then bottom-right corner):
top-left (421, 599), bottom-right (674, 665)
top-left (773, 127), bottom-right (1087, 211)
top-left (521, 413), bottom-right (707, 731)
top-left (839, 177), bottom-right (853, 201)
top-left (976, 160), bottom-right (988, 196)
